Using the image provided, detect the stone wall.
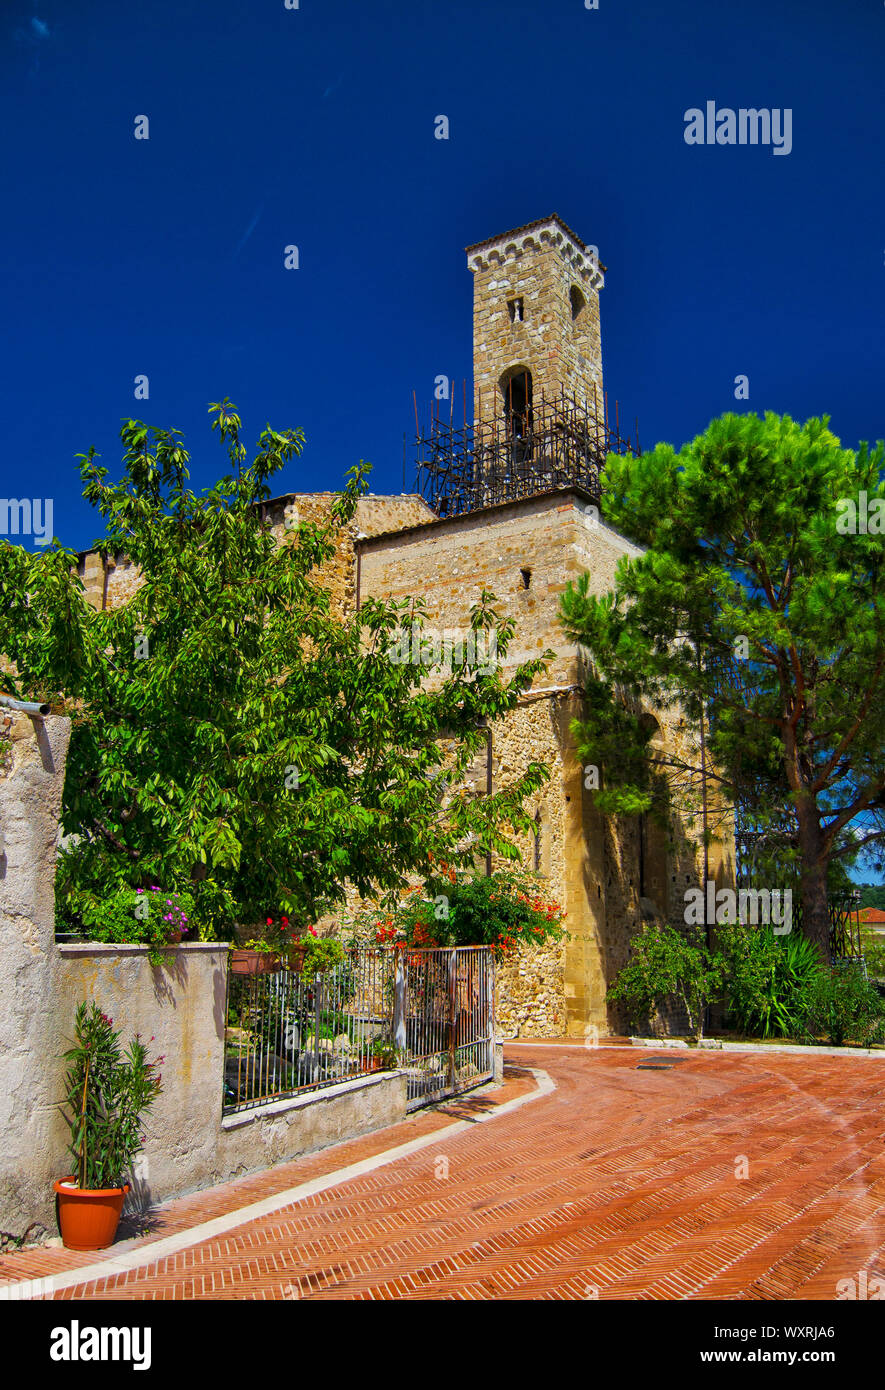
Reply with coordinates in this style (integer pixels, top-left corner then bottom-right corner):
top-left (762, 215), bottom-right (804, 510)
top-left (357, 492), bottom-right (664, 1037)
top-left (0, 711), bottom-right (73, 1241)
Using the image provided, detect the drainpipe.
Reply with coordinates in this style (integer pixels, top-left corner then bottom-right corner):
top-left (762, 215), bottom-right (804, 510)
top-left (0, 694), bottom-right (50, 717)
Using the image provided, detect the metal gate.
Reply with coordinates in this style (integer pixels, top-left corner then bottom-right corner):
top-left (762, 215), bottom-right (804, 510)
top-left (394, 946), bottom-right (495, 1110)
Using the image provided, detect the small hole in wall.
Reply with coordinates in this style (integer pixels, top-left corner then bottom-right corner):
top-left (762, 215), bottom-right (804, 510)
top-left (520, 567), bottom-right (532, 589)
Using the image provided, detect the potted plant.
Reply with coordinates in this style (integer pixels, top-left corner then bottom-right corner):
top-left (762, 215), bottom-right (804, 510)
top-left (369, 1039), bottom-right (399, 1070)
top-left (231, 913), bottom-right (304, 975)
top-left (60, 885), bottom-right (195, 965)
top-left (230, 938), bottom-right (282, 975)
top-left (298, 934), bottom-right (345, 977)
top-left (55, 1002), bottom-right (163, 1251)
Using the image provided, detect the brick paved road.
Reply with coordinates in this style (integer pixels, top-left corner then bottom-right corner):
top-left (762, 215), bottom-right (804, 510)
top-left (4, 1045), bottom-right (885, 1300)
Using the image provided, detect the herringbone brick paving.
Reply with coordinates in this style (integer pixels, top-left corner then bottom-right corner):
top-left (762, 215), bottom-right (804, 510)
top-left (3, 1045), bottom-right (884, 1299)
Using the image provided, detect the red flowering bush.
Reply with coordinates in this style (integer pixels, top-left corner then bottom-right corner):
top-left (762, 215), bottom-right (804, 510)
top-left (346, 866), bottom-right (564, 961)
top-left (243, 914), bottom-right (319, 952)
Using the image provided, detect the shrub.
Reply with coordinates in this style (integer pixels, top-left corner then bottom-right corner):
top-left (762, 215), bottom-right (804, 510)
top-left (805, 964), bottom-right (885, 1047)
top-left (66, 885), bottom-right (196, 966)
top-left (347, 866), bottom-right (564, 962)
top-left (59, 1002), bottom-right (163, 1190)
top-left (720, 926), bottom-right (824, 1039)
top-left (607, 922), bottom-right (725, 1041)
top-left (299, 938), bottom-right (345, 976)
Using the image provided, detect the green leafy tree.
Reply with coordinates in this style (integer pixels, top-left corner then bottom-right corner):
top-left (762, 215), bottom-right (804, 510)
top-left (607, 921), bottom-right (726, 1041)
top-left (0, 403), bottom-right (551, 934)
top-left (560, 412), bottom-right (885, 955)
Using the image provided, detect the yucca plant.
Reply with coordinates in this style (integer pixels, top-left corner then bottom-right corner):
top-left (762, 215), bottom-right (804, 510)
top-left (722, 927), bottom-right (824, 1039)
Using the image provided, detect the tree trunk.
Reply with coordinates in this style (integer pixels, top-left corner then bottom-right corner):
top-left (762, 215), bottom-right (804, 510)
top-left (795, 815), bottom-right (830, 959)
top-left (782, 720), bottom-right (830, 959)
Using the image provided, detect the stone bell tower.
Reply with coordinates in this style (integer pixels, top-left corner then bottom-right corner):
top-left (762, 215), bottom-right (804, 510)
top-left (414, 215), bottom-right (632, 519)
top-left (466, 214), bottom-right (605, 423)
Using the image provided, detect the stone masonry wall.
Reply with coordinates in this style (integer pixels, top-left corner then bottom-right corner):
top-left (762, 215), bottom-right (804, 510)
top-left (358, 494), bottom-right (651, 1036)
top-left (66, 483), bottom-right (731, 1040)
top-left (468, 217), bottom-right (605, 420)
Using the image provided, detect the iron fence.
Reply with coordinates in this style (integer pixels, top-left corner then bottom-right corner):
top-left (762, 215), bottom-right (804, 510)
top-left (224, 947), bottom-right (395, 1114)
top-left (224, 944), bottom-right (496, 1115)
top-left (396, 947), bottom-right (495, 1110)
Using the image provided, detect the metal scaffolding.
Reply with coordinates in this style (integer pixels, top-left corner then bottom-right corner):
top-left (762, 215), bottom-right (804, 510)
top-left (413, 385), bottom-right (639, 518)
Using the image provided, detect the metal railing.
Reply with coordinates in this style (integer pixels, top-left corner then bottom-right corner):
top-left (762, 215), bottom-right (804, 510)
top-left (396, 946), bottom-right (495, 1110)
top-left (223, 944), bottom-right (496, 1115)
top-left (224, 947), bottom-right (395, 1114)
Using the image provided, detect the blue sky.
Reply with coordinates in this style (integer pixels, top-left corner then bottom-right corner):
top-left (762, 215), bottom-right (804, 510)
top-left (3, 0), bottom-right (883, 553)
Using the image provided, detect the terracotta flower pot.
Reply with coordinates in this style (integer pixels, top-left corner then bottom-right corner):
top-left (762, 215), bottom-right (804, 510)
top-left (284, 945), bottom-right (308, 973)
top-left (165, 928), bottom-right (183, 946)
top-left (54, 1178), bottom-right (130, 1251)
top-left (230, 949), bottom-right (281, 976)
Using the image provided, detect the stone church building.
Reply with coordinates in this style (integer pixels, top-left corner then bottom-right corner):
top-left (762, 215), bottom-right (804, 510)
top-left (78, 215), bottom-right (733, 1037)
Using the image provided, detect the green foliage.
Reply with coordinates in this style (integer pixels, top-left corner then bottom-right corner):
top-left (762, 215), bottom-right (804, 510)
top-left (560, 412), bottom-right (885, 950)
top-left (805, 964), bottom-right (885, 1047)
top-left (611, 921), bottom-right (885, 1046)
top-left (348, 865), bottom-right (565, 961)
top-left (861, 930), bottom-right (885, 980)
top-left (606, 921), bottom-right (726, 1041)
top-left (720, 926), bottom-right (824, 1039)
top-left (299, 937), bottom-right (345, 976)
top-left (1, 404), bottom-right (552, 936)
top-left (59, 1002), bottom-right (163, 1190)
top-left (61, 885), bottom-right (196, 966)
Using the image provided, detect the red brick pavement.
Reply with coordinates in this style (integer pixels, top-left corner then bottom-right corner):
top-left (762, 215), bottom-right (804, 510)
top-left (3, 1045), bottom-right (884, 1300)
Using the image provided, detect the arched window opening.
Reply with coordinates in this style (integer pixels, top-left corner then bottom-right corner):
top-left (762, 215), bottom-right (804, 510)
top-left (570, 285), bottom-right (586, 321)
top-left (499, 367), bottom-right (533, 468)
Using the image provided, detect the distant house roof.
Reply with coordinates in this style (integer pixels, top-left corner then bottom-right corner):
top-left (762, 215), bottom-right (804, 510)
top-left (860, 907), bottom-right (885, 924)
